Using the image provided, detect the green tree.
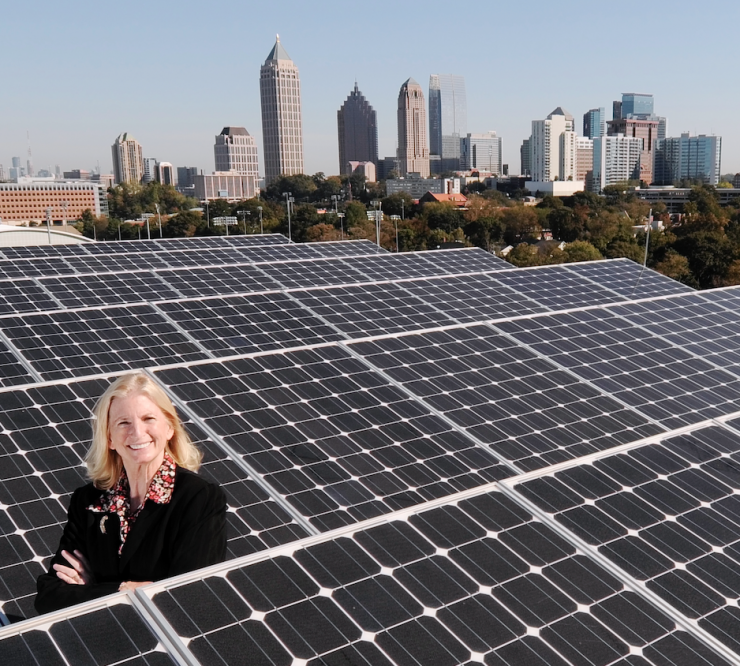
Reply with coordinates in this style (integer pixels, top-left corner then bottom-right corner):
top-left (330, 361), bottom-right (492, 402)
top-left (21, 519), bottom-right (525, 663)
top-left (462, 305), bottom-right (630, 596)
top-left (548, 206), bottom-right (581, 242)
top-left (164, 211), bottom-right (204, 237)
top-left (421, 201), bottom-right (463, 234)
top-left (501, 206), bottom-right (541, 244)
top-left (563, 240), bottom-right (602, 263)
top-left (653, 250), bottom-right (696, 286)
top-left (344, 201), bottom-right (368, 227)
top-left (506, 243), bottom-right (543, 267)
top-left (264, 174), bottom-right (318, 202)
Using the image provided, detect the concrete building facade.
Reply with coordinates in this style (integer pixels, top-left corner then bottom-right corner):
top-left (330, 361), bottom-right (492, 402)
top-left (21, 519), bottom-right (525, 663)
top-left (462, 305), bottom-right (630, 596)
top-left (460, 132), bottom-right (502, 175)
top-left (112, 133), bottom-right (144, 184)
top-left (530, 107), bottom-right (575, 182)
top-left (397, 78), bottom-right (430, 178)
top-left (0, 180), bottom-right (107, 224)
top-left (653, 133), bottom-right (722, 186)
top-left (337, 83), bottom-right (378, 176)
top-left (607, 117), bottom-right (660, 184)
top-left (576, 137), bottom-right (594, 184)
top-left (260, 36), bottom-right (303, 185)
top-left (214, 127), bottom-right (259, 178)
top-left (592, 134), bottom-right (642, 192)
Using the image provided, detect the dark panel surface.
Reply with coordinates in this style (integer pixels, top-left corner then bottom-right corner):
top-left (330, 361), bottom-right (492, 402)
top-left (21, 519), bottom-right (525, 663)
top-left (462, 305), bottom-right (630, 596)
top-left (155, 347), bottom-right (507, 531)
top-left (156, 265), bottom-right (281, 298)
top-left (351, 325), bottom-right (663, 472)
top-left (157, 293), bottom-right (344, 356)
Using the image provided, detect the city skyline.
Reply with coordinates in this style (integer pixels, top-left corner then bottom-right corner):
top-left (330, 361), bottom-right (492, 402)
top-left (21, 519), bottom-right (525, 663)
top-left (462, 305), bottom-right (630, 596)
top-left (2, 0), bottom-right (738, 177)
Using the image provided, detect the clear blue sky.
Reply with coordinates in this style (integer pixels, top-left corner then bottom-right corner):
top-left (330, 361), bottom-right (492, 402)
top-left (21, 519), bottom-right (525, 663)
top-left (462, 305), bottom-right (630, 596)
top-left (2, 0), bottom-right (738, 178)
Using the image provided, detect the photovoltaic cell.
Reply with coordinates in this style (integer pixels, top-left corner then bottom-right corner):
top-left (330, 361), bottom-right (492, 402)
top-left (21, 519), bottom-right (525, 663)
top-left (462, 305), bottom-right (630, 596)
top-left (257, 258), bottom-right (370, 289)
top-left (493, 265), bottom-right (629, 310)
top-left (148, 487), bottom-right (732, 666)
top-left (290, 282), bottom-right (458, 338)
top-left (62, 253), bottom-right (168, 274)
top-left (414, 247), bottom-right (514, 274)
top-left (515, 424), bottom-right (740, 658)
top-left (0, 257), bottom-right (76, 280)
top-left (497, 308), bottom-right (740, 430)
top-left (157, 293), bottom-right (344, 356)
top-left (154, 347), bottom-right (507, 532)
top-left (37, 272), bottom-right (180, 309)
top-left (564, 258), bottom-right (695, 298)
top-left (1, 599), bottom-right (175, 665)
top-left (0, 279), bottom-right (58, 314)
top-left (351, 325), bottom-right (662, 472)
top-left (347, 253), bottom-right (461, 281)
top-left (155, 265), bottom-right (282, 299)
top-left (399, 274), bottom-right (549, 323)
top-left (0, 305), bottom-right (210, 380)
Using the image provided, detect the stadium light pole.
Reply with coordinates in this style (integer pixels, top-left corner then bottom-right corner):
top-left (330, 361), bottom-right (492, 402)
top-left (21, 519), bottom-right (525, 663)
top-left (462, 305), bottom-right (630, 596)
top-left (155, 203), bottom-right (162, 238)
top-left (257, 206), bottom-right (263, 234)
top-left (390, 215), bottom-right (400, 252)
top-left (283, 192), bottom-right (294, 241)
top-left (371, 199), bottom-right (382, 247)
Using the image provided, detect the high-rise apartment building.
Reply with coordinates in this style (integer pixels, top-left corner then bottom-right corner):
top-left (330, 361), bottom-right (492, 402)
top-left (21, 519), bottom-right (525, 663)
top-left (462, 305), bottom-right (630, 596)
top-left (143, 157), bottom-right (157, 184)
top-left (260, 36), bottom-right (303, 185)
top-left (337, 83), bottom-right (378, 176)
top-left (576, 137), bottom-right (594, 183)
top-left (214, 127), bottom-right (259, 178)
top-left (653, 133), bottom-right (722, 186)
top-left (397, 78), bottom-right (429, 178)
top-left (520, 139), bottom-right (531, 177)
top-left (111, 133), bottom-right (144, 184)
top-left (607, 116), bottom-right (659, 184)
top-left (156, 162), bottom-right (176, 186)
top-left (177, 167), bottom-right (198, 188)
top-left (583, 108), bottom-right (606, 139)
top-left (428, 74), bottom-right (467, 171)
top-left (529, 107), bottom-right (575, 182)
top-left (592, 134), bottom-right (642, 192)
top-left (460, 132), bottom-right (502, 174)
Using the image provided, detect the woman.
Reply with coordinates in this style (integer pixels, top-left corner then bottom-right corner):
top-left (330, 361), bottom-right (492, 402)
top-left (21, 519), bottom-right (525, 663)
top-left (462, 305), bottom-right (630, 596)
top-left (35, 373), bottom-right (227, 614)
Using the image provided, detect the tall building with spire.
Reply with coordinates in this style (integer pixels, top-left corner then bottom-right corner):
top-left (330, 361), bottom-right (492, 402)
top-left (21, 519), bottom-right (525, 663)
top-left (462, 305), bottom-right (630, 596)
top-left (397, 78), bottom-right (429, 178)
top-left (111, 133), bottom-right (144, 184)
top-left (337, 83), bottom-right (378, 176)
top-left (260, 35), bottom-right (303, 185)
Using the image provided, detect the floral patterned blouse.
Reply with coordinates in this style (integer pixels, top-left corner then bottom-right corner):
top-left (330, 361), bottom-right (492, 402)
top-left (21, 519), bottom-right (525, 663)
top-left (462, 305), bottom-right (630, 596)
top-left (88, 452), bottom-right (176, 554)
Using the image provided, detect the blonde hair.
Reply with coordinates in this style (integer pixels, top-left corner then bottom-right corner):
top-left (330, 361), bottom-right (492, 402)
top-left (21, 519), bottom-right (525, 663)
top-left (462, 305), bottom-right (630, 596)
top-left (86, 372), bottom-right (202, 490)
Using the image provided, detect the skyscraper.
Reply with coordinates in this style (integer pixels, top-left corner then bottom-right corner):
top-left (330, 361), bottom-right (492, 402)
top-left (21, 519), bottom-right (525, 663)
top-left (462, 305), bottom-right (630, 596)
top-left (653, 133), bottom-right (722, 186)
top-left (397, 78), bottom-right (429, 178)
top-left (337, 83), bottom-right (378, 176)
top-left (460, 132), bottom-right (502, 175)
top-left (529, 107), bottom-right (575, 182)
top-left (111, 133), bottom-right (144, 184)
top-left (592, 134), bottom-right (642, 192)
top-left (583, 108), bottom-right (606, 139)
top-left (428, 74), bottom-right (467, 171)
top-left (214, 127), bottom-right (259, 178)
top-left (260, 35), bottom-right (303, 185)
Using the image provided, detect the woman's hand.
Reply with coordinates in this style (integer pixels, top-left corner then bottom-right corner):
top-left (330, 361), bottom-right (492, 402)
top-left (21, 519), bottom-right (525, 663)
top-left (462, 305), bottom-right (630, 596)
top-left (53, 549), bottom-right (95, 585)
top-left (118, 581), bottom-right (152, 592)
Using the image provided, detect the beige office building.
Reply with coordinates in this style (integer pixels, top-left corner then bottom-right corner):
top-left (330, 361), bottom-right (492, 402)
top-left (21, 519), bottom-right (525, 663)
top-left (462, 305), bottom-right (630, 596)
top-left (397, 78), bottom-right (429, 177)
top-left (260, 36), bottom-right (303, 185)
top-left (214, 127), bottom-right (259, 178)
top-left (111, 133), bottom-right (144, 184)
top-left (0, 180), bottom-right (107, 224)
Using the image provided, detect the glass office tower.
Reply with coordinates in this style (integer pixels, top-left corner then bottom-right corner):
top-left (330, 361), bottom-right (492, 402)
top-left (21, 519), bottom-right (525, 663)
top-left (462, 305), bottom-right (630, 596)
top-left (428, 74), bottom-right (467, 171)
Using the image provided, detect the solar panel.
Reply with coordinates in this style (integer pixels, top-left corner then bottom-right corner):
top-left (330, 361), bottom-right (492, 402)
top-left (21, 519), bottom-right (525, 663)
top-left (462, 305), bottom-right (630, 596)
top-left (493, 265), bottom-right (629, 310)
top-left (347, 253), bottom-right (466, 281)
top-left (156, 293), bottom-right (344, 356)
top-left (1, 597), bottom-right (176, 664)
top-left (154, 346), bottom-right (508, 532)
top-left (257, 258), bottom-right (371, 289)
top-left (156, 264), bottom-right (282, 298)
top-left (37, 272), bottom-right (181, 309)
top-left (290, 282), bottom-right (459, 337)
top-left (0, 279), bottom-right (59, 314)
top-left (416, 247), bottom-right (514, 274)
top-left (145, 485), bottom-right (734, 666)
top-left (496, 308), bottom-right (740, 430)
top-left (0, 257), bottom-right (76, 280)
top-left (351, 325), bottom-right (663, 472)
top-left (563, 258), bottom-right (695, 298)
top-left (399, 274), bottom-right (550, 323)
top-left (0, 306), bottom-right (211, 380)
top-left (513, 422), bottom-right (740, 660)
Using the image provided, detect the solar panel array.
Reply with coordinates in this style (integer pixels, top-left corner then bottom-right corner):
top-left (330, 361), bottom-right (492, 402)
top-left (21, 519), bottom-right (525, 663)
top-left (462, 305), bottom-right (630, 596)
top-left (6, 234), bottom-right (740, 665)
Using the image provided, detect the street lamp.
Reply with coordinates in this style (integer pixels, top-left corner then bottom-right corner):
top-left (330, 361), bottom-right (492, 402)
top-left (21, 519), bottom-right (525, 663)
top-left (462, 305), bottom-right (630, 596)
top-left (155, 203), bottom-right (162, 238)
top-left (238, 210), bottom-right (251, 234)
top-left (370, 199), bottom-right (382, 247)
top-left (390, 215), bottom-right (400, 252)
top-left (283, 192), bottom-right (294, 241)
top-left (337, 213), bottom-right (345, 240)
top-left (257, 206), bottom-right (263, 234)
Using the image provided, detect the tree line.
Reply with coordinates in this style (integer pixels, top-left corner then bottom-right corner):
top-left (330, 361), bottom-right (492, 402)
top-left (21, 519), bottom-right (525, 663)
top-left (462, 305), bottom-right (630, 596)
top-left (76, 178), bottom-right (740, 289)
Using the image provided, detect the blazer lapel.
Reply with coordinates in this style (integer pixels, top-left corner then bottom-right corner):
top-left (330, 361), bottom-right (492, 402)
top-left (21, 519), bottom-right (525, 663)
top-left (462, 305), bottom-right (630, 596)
top-left (118, 503), bottom-right (163, 571)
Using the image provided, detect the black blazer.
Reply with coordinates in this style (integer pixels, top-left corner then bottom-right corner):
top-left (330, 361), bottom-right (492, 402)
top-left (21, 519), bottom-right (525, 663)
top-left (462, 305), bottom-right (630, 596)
top-left (35, 467), bottom-right (227, 614)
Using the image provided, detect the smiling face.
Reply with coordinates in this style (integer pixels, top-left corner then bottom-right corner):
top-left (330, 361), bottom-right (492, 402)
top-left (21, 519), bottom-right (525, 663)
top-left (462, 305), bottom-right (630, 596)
top-left (108, 392), bottom-right (174, 476)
